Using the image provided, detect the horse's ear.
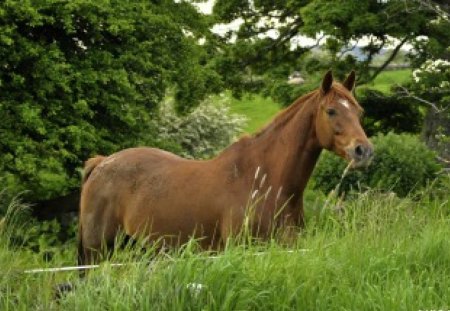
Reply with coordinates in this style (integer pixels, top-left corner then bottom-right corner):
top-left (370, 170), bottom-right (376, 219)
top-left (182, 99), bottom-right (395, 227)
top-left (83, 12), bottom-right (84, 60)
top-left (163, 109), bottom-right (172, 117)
top-left (321, 70), bottom-right (333, 94)
top-left (343, 70), bottom-right (356, 91)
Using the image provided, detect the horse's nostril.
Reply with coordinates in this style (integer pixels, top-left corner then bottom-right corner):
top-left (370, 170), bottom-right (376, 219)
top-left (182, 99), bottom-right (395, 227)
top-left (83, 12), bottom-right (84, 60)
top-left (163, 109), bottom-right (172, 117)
top-left (355, 145), bottom-right (364, 157)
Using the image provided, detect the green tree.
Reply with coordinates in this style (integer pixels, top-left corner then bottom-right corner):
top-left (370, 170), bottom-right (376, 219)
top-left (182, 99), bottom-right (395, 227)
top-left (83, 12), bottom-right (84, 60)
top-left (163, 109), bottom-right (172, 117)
top-left (0, 0), bottom-right (220, 200)
top-left (357, 88), bottom-right (422, 136)
top-left (212, 0), bottom-right (448, 95)
top-left (408, 58), bottom-right (450, 160)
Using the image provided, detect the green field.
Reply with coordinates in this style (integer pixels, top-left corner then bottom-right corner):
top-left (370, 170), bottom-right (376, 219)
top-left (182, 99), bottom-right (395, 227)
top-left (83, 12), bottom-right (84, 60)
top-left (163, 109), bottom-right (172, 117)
top-left (364, 69), bottom-right (412, 94)
top-left (230, 69), bottom-right (412, 134)
top-left (228, 94), bottom-right (282, 134)
top-left (1, 188), bottom-right (449, 310)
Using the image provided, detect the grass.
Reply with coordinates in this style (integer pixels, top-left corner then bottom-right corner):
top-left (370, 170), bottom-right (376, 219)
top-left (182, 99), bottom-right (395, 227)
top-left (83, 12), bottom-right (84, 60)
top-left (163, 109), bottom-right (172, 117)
top-left (363, 69), bottom-right (412, 94)
top-left (228, 93), bottom-right (282, 134)
top-left (229, 69), bottom-right (413, 134)
top-left (1, 187), bottom-right (449, 310)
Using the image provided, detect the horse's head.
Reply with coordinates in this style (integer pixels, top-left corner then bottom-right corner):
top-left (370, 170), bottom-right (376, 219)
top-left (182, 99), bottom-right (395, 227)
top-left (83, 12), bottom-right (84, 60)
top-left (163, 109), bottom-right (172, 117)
top-left (315, 70), bottom-right (373, 168)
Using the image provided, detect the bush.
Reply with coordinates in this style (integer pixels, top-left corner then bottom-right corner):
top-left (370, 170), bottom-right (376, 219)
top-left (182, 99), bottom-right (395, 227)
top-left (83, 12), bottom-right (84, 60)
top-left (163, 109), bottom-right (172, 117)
top-left (0, 1), bottom-right (218, 201)
top-left (154, 96), bottom-right (247, 159)
top-left (0, 192), bottom-right (76, 261)
top-left (357, 88), bottom-right (422, 136)
top-left (312, 133), bottom-right (442, 197)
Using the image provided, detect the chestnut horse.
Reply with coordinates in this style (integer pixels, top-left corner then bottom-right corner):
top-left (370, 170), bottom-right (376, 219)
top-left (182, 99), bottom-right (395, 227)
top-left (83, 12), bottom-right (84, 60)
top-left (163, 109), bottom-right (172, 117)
top-left (78, 70), bottom-right (373, 265)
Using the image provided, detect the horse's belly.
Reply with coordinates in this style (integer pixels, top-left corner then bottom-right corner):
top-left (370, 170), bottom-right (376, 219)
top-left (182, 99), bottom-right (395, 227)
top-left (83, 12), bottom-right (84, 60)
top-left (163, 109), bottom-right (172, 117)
top-left (123, 199), bottom-right (221, 247)
top-left (121, 170), bottom-right (223, 247)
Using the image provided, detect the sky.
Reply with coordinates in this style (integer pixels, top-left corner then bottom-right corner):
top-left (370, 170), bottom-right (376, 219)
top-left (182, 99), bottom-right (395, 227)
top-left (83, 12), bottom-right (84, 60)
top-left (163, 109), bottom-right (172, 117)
top-left (192, 0), bottom-right (214, 14)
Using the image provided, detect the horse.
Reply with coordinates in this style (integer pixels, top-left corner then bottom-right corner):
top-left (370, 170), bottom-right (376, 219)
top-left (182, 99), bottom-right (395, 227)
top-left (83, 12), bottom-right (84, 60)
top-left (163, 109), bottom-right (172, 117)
top-left (78, 70), bottom-right (373, 266)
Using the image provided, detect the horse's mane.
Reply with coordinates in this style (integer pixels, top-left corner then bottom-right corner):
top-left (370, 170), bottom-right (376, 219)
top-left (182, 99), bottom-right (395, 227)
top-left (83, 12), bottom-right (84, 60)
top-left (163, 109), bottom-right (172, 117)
top-left (252, 90), bottom-right (319, 138)
top-left (252, 83), bottom-right (362, 138)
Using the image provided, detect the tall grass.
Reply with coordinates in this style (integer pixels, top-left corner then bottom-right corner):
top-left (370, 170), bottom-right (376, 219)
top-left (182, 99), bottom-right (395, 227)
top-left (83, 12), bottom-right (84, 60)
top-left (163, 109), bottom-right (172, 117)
top-left (1, 187), bottom-right (449, 310)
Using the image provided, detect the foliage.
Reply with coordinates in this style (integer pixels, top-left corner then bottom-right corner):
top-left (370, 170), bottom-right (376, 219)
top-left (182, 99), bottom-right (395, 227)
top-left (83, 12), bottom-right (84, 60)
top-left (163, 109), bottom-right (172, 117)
top-left (1, 189), bottom-right (449, 309)
top-left (363, 68), bottom-right (412, 94)
top-left (0, 0), bottom-right (220, 201)
top-left (312, 133), bottom-right (442, 197)
top-left (357, 88), bottom-right (422, 136)
top-left (212, 0), bottom-right (447, 96)
top-left (410, 57), bottom-right (450, 158)
top-left (154, 96), bottom-right (247, 159)
top-left (266, 77), bottom-right (319, 107)
top-left (0, 193), bottom-right (76, 262)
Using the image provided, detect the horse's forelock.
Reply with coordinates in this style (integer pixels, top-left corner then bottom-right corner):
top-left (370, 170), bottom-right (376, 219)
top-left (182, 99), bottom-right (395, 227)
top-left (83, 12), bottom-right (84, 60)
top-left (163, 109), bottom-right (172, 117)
top-left (328, 83), bottom-right (363, 112)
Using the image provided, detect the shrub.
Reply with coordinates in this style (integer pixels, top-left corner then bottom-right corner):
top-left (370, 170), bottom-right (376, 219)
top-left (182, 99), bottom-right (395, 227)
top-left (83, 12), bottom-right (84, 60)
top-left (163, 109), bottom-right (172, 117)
top-left (0, 0), bottom-right (219, 201)
top-left (357, 88), bottom-right (422, 136)
top-left (0, 191), bottom-right (76, 260)
top-left (312, 133), bottom-right (442, 197)
top-left (154, 95), bottom-right (247, 159)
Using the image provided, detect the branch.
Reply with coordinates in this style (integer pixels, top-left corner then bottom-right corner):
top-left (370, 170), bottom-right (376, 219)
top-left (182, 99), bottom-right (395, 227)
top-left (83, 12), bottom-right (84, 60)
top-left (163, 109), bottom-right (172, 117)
top-left (240, 17), bottom-right (305, 67)
top-left (263, 16), bottom-right (304, 52)
top-left (412, 0), bottom-right (450, 16)
top-left (362, 36), bottom-right (409, 84)
top-left (436, 155), bottom-right (450, 164)
top-left (337, 40), bottom-right (360, 60)
top-left (396, 85), bottom-right (448, 113)
top-left (303, 34), bottom-right (326, 50)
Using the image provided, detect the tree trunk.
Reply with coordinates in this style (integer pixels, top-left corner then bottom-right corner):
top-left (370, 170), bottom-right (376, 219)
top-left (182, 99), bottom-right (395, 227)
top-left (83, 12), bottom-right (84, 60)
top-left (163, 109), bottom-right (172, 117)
top-left (422, 109), bottom-right (450, 164)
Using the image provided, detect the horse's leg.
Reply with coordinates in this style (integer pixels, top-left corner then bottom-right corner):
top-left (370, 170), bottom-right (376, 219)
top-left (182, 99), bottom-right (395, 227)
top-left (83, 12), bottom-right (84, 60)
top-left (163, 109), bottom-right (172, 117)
top-left (55, 214), bottom-right (116, 299)
top-left (79, 211), bottom-right (119, 270)
top-left (297, 206), bottom-right (305, 229)
top-left (219, 209), bottom-right (245, 247)
top-left (277, 205), bottom-right (304, 246)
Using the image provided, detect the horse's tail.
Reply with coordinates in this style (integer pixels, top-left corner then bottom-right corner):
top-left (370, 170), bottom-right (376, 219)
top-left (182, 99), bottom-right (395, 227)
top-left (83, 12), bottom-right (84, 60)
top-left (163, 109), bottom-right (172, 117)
top-left (78, 155), bottom-right (105, 269)
top-left (82, 155), bottom-right (106, 184)
top-left (77, 221), bottom-right (84, 267)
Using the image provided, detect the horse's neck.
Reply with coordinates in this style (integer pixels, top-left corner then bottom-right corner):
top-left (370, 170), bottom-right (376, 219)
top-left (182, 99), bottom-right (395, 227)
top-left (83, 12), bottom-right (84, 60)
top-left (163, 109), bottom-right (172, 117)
top-left (245, 97), bottom-right (322, 199)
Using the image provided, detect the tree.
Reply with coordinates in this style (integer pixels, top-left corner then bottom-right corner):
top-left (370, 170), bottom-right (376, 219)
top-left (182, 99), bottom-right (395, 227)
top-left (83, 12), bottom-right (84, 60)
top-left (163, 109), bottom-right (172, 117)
top-left (0, 0), bottom-right (220, 201)
top-left (357, 88), bottom-right (422, 136)
top-left (212, 0), bottom-right (448, 94)
top-left (399, 3), bottom-right (450, 160)
top-left (408, 59), bottom-right (450, 160)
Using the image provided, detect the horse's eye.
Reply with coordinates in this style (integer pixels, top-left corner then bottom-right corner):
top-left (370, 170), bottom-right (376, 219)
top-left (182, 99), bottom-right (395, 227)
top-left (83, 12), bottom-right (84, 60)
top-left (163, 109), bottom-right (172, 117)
top-left (326, 108), bottom-right (336, 117)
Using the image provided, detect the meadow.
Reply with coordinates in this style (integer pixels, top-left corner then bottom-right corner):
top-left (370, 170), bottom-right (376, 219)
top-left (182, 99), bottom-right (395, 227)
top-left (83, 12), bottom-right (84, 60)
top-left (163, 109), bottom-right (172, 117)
top-left (1, 185), bottom-right (449, 310)
top-left (366, 69), bottom-right (412, 94)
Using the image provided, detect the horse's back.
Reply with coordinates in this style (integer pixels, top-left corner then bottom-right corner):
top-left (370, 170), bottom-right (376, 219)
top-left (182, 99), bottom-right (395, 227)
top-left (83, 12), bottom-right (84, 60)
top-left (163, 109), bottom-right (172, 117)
top-left (79, 147), bottom-right (220, 246)
top-left (81, 147), bottom-right (187, 211)
top-left (85, 146), bottom-right (183, 182)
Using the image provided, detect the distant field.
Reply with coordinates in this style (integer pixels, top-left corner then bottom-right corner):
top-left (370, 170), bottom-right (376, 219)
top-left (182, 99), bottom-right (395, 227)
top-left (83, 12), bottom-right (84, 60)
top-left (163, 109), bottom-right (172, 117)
top-left (230, 69), bottom-right (412, 133)
top-left (361, 68), bottom-right (412, 94)
top-left (228, 94), bottom-right (282, 133)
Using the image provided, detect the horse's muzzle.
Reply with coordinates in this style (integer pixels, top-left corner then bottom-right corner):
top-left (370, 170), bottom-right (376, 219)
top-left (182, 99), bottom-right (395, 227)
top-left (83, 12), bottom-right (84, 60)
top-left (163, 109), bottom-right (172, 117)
top-left (347, 143), bottom-right (374, 168)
